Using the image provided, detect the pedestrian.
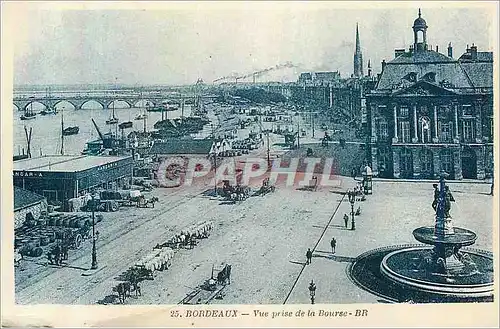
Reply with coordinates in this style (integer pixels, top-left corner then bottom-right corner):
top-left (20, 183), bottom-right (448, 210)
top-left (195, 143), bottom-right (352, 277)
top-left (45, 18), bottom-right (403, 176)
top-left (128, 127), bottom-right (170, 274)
top-left (344, 214), bottom-right (349, 228)
top-left (306, 248), bottom-right (313, 265)
top-left (330, 237), bottom-right (336, 254)
top-left (490, 173), bottom-right (494, 196)
top-left (351, 168), bottom-right (356, 180)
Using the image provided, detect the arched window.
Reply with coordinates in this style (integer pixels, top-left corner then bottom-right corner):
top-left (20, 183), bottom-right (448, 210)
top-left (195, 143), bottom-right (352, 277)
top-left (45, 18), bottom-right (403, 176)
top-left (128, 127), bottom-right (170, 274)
top-left (419, 116), bottom-right (431, 143)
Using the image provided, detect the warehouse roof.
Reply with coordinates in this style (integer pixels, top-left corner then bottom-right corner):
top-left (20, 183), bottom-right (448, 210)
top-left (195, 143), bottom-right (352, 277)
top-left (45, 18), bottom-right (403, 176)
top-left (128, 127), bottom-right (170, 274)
top-left (150, 139), bottom-right (213, 155)
top-left (14, 186), bottom-right (46, 211)
top-left (13, 155), bottom-right (132, 172)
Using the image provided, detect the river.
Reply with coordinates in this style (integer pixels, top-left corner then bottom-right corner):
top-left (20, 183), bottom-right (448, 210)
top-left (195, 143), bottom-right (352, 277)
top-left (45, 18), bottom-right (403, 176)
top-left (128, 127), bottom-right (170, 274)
top-left (13, 103), bottom-right (194, 156)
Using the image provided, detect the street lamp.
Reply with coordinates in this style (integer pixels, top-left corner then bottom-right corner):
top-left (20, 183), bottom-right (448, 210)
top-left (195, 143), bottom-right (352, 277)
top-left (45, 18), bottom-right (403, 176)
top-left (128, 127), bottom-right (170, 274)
top-left (308, 280), bottom-right (316, 304)
top-left (348, 190), bottom-right (356, 230)
top-left (90, 192), bottom-right (98, 270)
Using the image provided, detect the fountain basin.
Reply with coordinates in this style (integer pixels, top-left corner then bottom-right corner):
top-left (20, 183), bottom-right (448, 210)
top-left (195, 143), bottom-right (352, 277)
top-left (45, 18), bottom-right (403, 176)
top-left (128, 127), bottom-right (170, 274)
top-left (380, 247), bottom-right (494, 298)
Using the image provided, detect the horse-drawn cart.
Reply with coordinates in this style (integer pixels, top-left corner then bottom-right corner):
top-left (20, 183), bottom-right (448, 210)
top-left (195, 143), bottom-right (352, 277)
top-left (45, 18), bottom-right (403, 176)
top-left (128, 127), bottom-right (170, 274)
top-left (15, 213), bottom-right (96, 264)
top-left (220, 180), bottom-right (251, 201)
top-left (179, 263), bottom-right (232, 305)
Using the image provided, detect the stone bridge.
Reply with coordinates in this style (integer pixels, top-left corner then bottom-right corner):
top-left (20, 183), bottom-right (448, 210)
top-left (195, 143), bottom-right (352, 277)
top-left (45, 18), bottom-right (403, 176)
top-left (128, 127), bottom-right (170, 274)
top-left (12, 92), bottom-right (210, 111)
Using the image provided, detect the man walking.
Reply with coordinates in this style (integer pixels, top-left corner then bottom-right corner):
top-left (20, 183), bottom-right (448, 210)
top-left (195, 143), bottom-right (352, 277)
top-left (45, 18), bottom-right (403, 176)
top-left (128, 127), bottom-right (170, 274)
top-left (344, 214), bottom-right (349, 228)
top-left (306, 248), bottom-right (313, 265)
top-left (330, 237), bottom-right (337, 254)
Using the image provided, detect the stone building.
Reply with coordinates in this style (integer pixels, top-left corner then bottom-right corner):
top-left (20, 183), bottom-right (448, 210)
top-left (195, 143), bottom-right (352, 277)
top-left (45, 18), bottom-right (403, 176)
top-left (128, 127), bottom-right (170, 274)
top-left (14, 187), bottom-right (47, 229)
top-left (366, 10), bottom-right (493, 179)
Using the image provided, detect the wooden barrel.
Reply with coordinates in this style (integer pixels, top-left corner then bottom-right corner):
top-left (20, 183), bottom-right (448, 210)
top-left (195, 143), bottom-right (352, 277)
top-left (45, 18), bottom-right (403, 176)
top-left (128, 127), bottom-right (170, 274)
top-left (40, 235), bottom-right (49, 246)
top-left (29, 237), bottom-right (41, 247)
top-left (75, 219), bottom-right (85, 228)
top-left (31, 247), bottom-right (43, 257)
top-left (46, 231), bottom-right (56, 243)
top-left (69, 218), bottom-right (77, 228)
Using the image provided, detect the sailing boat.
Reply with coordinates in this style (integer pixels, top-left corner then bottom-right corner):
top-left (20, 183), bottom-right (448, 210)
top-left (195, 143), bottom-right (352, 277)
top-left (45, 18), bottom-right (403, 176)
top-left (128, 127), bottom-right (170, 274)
top-left (135, 100), bottom-right (148, 120)
top-left (40, 87), bottom-right (57, 115)
top-left (20, 99), bottom-right (37, 120)
top-left (106, 102), bottom-right (119, 124)
top-left (61, 107), bottom-right (80, 136)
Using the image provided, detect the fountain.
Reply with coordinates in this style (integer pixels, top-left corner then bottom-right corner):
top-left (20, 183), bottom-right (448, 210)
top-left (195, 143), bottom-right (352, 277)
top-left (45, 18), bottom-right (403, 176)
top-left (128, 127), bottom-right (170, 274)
top-left (379, 172), bottom-right (494, 300)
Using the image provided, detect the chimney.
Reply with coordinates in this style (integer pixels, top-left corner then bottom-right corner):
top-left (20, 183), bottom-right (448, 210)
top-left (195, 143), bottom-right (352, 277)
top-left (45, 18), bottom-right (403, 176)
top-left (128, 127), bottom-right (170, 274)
top-left (447, 42), bottom-right (453, 58)
top-left (436, 45), bottom-right (439, 53)
top-left (394, 49), bottom-right (405, 58)
top-left (381, 60), bottom-right (387, 72)
top-left (470, 43), bottom-right (478, 60)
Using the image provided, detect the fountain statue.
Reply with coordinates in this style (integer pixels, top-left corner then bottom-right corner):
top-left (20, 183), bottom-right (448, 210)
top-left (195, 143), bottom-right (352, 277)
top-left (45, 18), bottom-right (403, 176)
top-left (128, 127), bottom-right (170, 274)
top-left (379, 172), bottom-right (494, 300)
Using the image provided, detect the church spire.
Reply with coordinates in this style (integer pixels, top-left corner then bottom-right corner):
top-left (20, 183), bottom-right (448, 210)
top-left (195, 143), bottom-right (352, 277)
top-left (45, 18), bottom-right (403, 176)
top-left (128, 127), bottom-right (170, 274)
top-left (356, 23), bottom-right (361, 53)
top-left (354, 23), bottom-right (364, 77)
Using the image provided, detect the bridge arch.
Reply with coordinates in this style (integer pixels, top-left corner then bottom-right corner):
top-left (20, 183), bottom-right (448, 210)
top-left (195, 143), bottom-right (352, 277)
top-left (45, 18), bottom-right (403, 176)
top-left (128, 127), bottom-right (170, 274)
top-left (107, 99), bottom-right (133, 109)
top-left (53, 100), bottom-right (77, 110)
top-left (80, 100), bottom-right (106, 110)
top-left (134, 99), bottom-right (157, 108)
top-left (22, 101), bottom-right (48, 112)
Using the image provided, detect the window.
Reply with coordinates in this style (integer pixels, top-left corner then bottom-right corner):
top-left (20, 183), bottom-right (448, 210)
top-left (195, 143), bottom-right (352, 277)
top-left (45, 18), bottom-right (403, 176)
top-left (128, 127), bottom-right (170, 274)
top-left (399, 121), bottom-right (411, 143)
top-left (399, 106), bottom-right (409, 117)
top-left (462, 105), bottom-right (473, 116)
top-left (419, 117), bottom-right (431, 143)
top-left (440, 123), bottom-right (452, 142)
top-left (377, 147), bottom-right (391, 173)
top-left (375, 118), bottom-right (388, 139)
top-left (463, 120), bottom-right (475, 142)
top-left (420, 149), bottom-right (434, 173)
top-left (440, 149), bottom-right (454, 174)
top-left (399, 148), bottom-right (414, 177)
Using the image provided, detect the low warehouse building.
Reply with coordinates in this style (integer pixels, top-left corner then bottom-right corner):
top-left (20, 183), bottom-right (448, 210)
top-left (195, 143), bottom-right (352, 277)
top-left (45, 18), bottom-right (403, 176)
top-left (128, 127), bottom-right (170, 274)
top-left (13, 155), bottom-right (133, 203)
top-left (14, 187), bottom-right (47, 229)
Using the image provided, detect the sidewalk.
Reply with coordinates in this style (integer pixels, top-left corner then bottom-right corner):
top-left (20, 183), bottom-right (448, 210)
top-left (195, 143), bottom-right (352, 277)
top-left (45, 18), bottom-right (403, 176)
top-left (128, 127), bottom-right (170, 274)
top-left (285, 179), bottom-right (493, 304)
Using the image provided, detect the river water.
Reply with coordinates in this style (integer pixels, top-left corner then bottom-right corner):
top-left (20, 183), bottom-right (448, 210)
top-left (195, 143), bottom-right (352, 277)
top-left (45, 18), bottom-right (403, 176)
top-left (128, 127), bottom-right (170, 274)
top-left (13, 104), bottom-right (194, 156)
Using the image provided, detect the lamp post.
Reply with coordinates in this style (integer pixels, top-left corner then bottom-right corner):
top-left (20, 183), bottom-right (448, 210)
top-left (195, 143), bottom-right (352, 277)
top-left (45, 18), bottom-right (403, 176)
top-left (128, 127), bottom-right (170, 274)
top-left (308, 280), bottom-right (316, 304)
top-left (90, 193), bottom-right (98, 270)
top-left (348, 190), bottom-right (356, 230)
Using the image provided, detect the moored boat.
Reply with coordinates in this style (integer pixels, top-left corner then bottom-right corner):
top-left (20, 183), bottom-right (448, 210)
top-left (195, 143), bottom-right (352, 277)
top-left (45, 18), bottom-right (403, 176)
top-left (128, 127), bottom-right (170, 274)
top-left (118, 121), bottom-right (133, 129)
top-left (20, 113), bottom-right (36, 120)
top-left (106, 117), bottom-right (119, 124)
top-left (62, 126), bottom-right (79, 136)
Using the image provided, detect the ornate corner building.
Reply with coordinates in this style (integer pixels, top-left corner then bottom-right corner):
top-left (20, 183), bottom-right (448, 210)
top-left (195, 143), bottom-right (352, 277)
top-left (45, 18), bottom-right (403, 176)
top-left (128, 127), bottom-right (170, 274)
top-left (366, 10), bottom-right (493, 180)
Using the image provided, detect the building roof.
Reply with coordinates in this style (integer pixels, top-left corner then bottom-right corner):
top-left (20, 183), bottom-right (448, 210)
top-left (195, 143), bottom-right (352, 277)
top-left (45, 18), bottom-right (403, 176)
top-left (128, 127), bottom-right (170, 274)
top-left (313, 71), bottom-right (341, 82)
top-left (149, 139), bottom-right (214, 155)
top-left (459, 51), bottom-right (493, 62)
top-left (375, 50), bottom-right (477, 92)
top-left (13, 155), bottom-right (132, 172)
top-left (460, 62), bottom-right (493, 88)
top-left (14, 186), bottom-right (45, 211)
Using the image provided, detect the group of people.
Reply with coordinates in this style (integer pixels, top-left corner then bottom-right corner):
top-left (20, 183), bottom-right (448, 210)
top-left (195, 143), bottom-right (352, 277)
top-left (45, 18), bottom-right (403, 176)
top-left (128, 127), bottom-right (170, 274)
top-left (305, 238), bottom-right (337, 265)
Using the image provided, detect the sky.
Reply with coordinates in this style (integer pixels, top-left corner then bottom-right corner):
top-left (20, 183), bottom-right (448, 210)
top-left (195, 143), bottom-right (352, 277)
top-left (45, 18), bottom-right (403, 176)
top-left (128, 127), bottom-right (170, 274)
top-left (10, 2), bottom-right (497, 86)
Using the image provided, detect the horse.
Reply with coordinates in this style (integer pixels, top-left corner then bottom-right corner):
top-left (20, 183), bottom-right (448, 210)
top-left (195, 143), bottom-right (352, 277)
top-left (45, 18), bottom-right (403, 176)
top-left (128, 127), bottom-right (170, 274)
top-left (217, 264), bottom-right (232, 285)
top-left (115, 281), bottom-right (131, 304)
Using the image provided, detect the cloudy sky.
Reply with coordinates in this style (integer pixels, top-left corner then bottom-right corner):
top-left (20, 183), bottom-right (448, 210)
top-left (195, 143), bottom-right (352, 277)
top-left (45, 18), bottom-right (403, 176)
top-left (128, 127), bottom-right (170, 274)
top-left (10, 2), bottom-right (496, 86)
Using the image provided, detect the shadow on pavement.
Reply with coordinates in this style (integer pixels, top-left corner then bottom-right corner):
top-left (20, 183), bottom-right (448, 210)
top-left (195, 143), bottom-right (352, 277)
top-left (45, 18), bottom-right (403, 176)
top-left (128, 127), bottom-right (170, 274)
top-left (289, 260), bottom-right (306, 266)
top-left (314, 250), bottom-right (357, 263)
